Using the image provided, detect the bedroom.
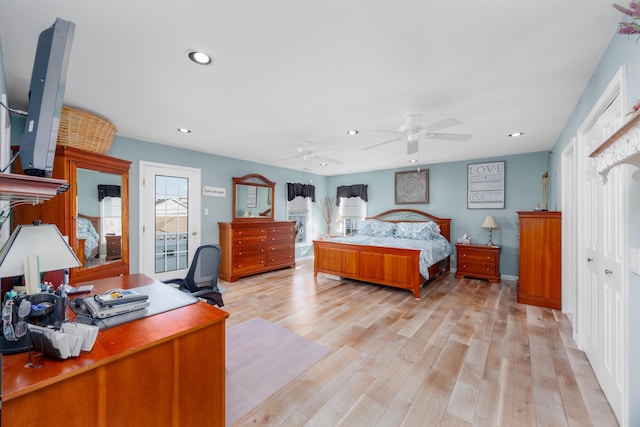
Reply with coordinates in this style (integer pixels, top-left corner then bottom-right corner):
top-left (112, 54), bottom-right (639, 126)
top-left (0, 2), bottom-right (639, 426)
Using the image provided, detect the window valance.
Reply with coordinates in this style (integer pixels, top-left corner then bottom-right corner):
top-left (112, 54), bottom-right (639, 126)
top-left (287, 183), bottom-right (316, 202)
top-left (97, 184), bottom-right (121, 201)
top-left (336, 184), bottom-right (368, 206)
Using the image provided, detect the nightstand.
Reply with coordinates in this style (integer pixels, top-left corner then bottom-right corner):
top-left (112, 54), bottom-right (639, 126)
top-left (105, 235), bottom-right (122, 260)
top-left (455, 244), bottom-right (500, 283)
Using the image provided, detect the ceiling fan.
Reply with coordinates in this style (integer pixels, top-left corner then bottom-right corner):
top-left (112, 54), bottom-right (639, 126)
top-left (273, 141), bottom-right (343, 171)
top-left (364, 114), bottom-right (472, 155)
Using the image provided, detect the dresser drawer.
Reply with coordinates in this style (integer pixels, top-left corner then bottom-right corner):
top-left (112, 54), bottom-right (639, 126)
top-left (458, 261), bottom-right (497, 276)
top-left (457, 247), bottom-right (497, 263)
top-left (232, 235), bottom-right (266, 247)
top-left (267, 252), bottom-right (295, 266)
top-left (234, 257), bottom-right (266, 273)
top-left (233, 245), bottom-right (265, 259)
top-left (232, 227), bottom-right (267, 238)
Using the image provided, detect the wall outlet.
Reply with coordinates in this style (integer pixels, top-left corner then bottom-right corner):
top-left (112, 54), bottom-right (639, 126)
top-left (630, 247), bottom-right (640, 276)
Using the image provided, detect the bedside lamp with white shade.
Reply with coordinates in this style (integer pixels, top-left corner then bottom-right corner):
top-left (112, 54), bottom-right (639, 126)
top-left (481, 216), bottom-right (499, 246)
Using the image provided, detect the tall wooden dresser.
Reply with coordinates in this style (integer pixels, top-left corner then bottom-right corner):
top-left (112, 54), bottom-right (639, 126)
top-left (517, 211), bottom-right (562, 309)
top-left (218, 221), bottom-right (296, 282)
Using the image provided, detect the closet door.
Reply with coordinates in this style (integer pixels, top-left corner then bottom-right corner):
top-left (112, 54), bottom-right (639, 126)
top-left (580, 93), bottom-right (626, 421)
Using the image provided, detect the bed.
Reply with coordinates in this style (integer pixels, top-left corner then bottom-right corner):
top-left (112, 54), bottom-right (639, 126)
top-left (77, 214), bottom-right (100, 266)
top-left (313, 209), bottom-right (451, 298)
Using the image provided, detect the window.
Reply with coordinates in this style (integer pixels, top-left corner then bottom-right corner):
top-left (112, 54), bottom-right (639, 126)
top-left (287, 196), bottom-right (311, 244)
top-left (100, 196), bottom-right (121, 241)
top-left (338, 197), bottom-right (367, 236)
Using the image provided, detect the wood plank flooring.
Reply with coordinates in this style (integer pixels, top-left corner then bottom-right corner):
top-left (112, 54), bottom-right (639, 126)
top-left (221, 259), bottom-right (618, 427)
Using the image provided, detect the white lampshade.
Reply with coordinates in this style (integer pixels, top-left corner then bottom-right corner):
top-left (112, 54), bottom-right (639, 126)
top-left (481, 216), bottom-right (499, 229)
top-left (0, 223), bottom-right (81, 293)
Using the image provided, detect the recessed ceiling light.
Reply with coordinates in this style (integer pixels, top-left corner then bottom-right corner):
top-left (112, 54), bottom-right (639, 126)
top-left (409, 159), bottom-right (418, 163)
top-left (509, 132), bottom-right (524, 137)
top-left (186, 50), bottom-right (212, 65)
top-left (320, 162), bottom-right (328, 166)
top-left (347, 130), bottom-right (359, 135)
top-left (178, 128), bottom-right (191, 133)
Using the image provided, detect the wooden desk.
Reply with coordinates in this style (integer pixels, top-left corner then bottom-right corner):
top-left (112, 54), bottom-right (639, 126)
top-left (1, 274), bottom-right (229, 427)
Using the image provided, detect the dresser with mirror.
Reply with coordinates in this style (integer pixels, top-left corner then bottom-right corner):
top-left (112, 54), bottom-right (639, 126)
top-left (218, 174), bottom-right (295, 282)
top-left (12, 145), bottom-right (131, 282)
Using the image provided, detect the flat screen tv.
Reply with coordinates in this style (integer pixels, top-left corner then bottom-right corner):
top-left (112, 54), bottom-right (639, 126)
top-left (19, 18), bottom-right (75, 177)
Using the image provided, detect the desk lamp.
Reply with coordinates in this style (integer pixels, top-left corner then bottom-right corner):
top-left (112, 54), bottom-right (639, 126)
top-left (0, 222), bottom-right (81, 295)
top-left (481, 216), bottom-right (499, 246)
top-left (0, 222), bottom-right (80, 353)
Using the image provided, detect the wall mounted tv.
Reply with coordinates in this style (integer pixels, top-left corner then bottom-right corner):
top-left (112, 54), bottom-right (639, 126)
top-left (19, 17), bottom-right (75, 177)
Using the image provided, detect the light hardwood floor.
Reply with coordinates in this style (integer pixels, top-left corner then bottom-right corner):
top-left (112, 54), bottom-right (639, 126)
top-left (222, 258), bottom-right (618, 427)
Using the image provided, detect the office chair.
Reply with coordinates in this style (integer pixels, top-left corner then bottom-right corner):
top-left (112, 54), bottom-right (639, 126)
top-left (163, 244), bottom-right (224, 307)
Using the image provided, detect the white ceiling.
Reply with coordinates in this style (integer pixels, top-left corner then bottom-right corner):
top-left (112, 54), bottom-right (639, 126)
top-left (0, 1), bottom-right (621, 176)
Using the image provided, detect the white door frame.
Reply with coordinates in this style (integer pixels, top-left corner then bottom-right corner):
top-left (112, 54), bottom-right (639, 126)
top-left (561, 137), bottom-right (577, 325)
top-left (138, 161), bottom-right (201, 281)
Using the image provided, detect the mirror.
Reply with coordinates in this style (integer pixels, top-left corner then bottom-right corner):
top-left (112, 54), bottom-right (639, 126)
top-left (233, 174), bottom-right (275, 221)
top-left (70, 154), bottom-right (130, 283)
top-left (76, 168), bottom-right (122, 269)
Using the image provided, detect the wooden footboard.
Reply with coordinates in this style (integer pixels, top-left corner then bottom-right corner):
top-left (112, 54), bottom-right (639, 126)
top-left (313, 209), bottom-right (451, 298)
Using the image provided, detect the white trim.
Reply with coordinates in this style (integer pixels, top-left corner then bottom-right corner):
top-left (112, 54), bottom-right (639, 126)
top-left (562, 137), bottom-right (577, 326)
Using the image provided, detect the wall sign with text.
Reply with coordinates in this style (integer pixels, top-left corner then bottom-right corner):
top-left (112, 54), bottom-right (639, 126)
top-left (467, 161), bottom-right (505, 209)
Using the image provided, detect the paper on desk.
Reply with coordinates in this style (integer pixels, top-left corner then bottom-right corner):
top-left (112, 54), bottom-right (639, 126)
top-left (61, 322), bottom-right (99, 351)
top-left (28, 322), bottom-right (98, 359)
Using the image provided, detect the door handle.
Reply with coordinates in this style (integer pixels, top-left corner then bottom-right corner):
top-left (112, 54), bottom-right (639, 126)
top-left (192, 231), bottom-right (198, 236)
top-left (604, 269), bottom-right (613, 275)
top-left (587, 257), bottom-right (593, 262)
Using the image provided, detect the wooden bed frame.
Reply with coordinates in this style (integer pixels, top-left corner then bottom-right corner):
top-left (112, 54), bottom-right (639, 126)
top-left (313, 209), bottom-right (451, 298)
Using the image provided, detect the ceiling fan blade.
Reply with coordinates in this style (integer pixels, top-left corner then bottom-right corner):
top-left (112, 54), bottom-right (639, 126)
top-left (372, 129), bottom-right (404, 136)
top-left (425, 117), bottom-right (463, 132)
top-left (422, 132), bottom-right (472, 141)
top-left (271, 155), bottom-right (299, 163)
top-left (363, 136), bottom-right (404, 151)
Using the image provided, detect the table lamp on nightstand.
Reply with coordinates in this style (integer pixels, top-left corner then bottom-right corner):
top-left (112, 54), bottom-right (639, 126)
top-left (481, 216), bottom-right (499, 246)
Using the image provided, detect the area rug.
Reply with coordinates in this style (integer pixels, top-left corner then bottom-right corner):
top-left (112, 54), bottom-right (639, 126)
top-left (226, 317), bottom-right (330, 426)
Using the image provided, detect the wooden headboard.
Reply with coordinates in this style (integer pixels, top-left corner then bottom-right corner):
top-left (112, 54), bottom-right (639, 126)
top-left (367, 209), bottom-right (451, 243)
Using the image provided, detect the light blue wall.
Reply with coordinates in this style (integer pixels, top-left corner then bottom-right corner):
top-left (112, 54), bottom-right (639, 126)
top-left (111, 141), bottom-right (547, 276)
top-left (327, 152), bottom-right (548, 277)
top-left (108, 136), bottom-right (329, 272)
top-left (549, 33), bottom-right (640, 425)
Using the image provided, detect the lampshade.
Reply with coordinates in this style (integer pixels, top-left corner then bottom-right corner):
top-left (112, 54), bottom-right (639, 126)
top-left (481, 216), bottom-right (499, 229)
top-left (334, 215), bottom-right (344, 224)
top-left (0, 223), bottom-right (81, 293)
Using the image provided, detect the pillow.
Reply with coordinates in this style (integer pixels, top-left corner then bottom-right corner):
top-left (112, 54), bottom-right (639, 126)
top-left (357, 219), bottom-right (396, 237)
top-left (395, 221), bottom-right (441, 240)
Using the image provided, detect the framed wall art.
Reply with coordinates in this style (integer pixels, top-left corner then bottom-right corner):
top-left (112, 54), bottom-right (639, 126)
top-left (467, 161), bottom-right (505, 209)
top-left (395, 169), bottom-right (429, 204)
